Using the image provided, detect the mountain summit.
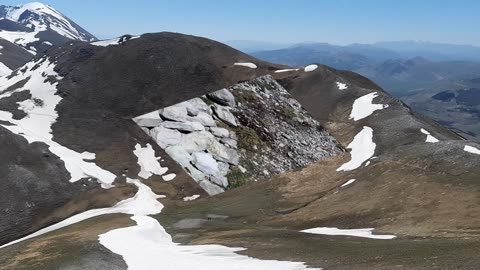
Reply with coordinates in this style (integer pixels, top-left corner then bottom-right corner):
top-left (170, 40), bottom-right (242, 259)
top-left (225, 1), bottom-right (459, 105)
top-left (0, 2), bottom-right (97, 54)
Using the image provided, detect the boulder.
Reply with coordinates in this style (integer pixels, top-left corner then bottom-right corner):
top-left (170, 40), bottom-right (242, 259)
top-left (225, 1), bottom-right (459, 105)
top-left (161, 121), bottom-right (205, 132)
top-left (164, 145), bottom-right (192, 167)
top-left (206, 140), bottom-right (239, 165)
top-left (217, 161), bottom-right (230, 176)
top-left (185, 164), bottom-right (209, 183)
top-left (199, 180), bottom-right (224, 196)
top-left (177, 100), bottom-right (200, 116)
top-left (210, 127), bottom-right (230, 138)
top-left (151, 126), bottom-right (183, 148)
top-left (207, 88), bottom-right (236, 107)
top-left (191, 152), bottom-right (219, 175)
top-left (213, 104), bottom-right (237, 126)
top-left (221, 138), bottom-right (238, 149)
top-left (210, 174), bottom-right (228, 188)
top-left (189, 97), bottom-right (211, 112)
top-left (188, 111), bottom-right (216, 127)
top-left (160, 105), bottom-right (188, 122)
top-left (181, 131), bottom-right (216, 153)
top-left (133, 111), bottom-right (163, 127)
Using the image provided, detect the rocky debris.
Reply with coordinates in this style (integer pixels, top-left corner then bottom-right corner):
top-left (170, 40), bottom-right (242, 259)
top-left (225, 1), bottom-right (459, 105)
top-left (207, 88), bottom-right (236, 107)
top-left (213, 104), bottom-right (238, 126)
top-left (134, 75), bottom-right (342, 195)
top-left (133, 111), bottom-right (163, 127)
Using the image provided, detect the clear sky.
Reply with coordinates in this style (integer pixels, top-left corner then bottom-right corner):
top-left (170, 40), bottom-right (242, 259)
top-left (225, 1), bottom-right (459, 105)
top-left (2, 0), bottom-right (480, 45)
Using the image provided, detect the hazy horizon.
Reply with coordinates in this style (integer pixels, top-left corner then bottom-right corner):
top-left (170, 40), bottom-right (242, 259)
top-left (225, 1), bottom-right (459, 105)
top-left (1, 0), bottom-right (480, 47)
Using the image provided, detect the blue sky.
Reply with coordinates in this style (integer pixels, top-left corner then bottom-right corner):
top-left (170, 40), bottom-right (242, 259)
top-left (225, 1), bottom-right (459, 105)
top-left (2, 0), bottom-right (480, 45)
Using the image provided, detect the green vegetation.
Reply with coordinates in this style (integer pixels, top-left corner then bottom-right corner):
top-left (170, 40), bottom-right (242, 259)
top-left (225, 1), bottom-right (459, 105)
top-left (235, 126), bottom-right (262, 151)
top-left (227, 168), bottom-right (248, 189)
top-left (235, 90), bottom-right (258, 103)
top-left (200, 96), bottom-right (215, 105)
top-left (279, 106), bottom-right (296, 119)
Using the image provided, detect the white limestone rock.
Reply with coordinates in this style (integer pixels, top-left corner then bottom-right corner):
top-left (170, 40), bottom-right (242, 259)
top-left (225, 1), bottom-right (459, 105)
top-left (151, 126), bottom-right (183, 148)
top-left (210, 127), bottom-right (230, 138)
top-left (207, 141), bottom-right (239, 165)
top-left (213, 104), bottom-right (237, 126)
top-left (210, 174), bottom-right (228, 188)
top-left (160, 105), bottom-right (188, 122)
top-left (164, 145), bottom-right (192, 167)
top-left (181, 131), bottom-right (216, 153)
top-left (133, 111), bottom-right (163, 127)
top-left (185, 164), bottom-right (209, 183)
top-left (207, 88), bottom-right (236, 107)
top-left (191, 152), bottom-right (220, 175)
top-left (217, 161), bottom-right (230, 176)
top-left (199, 180), bottom-right (224, 195)
top-left (177, 100), bottom-right (200, 116)
top-left (188, 111), bottom-right (216, 127)
top-left (161, 121), bottom-right (205, 132)
top-left (189, 97), bottom-right (211, 113)
top-left (220, 138), bottom-right (238, 149)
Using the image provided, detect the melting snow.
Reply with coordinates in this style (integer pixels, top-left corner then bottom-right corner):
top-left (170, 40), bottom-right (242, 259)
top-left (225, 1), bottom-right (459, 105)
top-left (350, 92), bottom-right (387, 121)
top-left (464, 145), bottom-right (480, 155)
top-left (91, 36), bottom-right (140, 47)
top-left (420, 128), bottom-right (439, 143)
top-left (337, 126), bottom-right (376, 171)
top-left (0, 178), bottom-right (164, 248)
top-left (234, 62), bottom-right (257, 69)
top-left (0, 58), bottom-right (116, 186)
top-left (162, 173), bottom-right (176, 181)
top-left (274, 68), bottom-right (299, 73)
top-left (340, 179), bottom-right (356, 187)
top-left (301, 227), bottom-right (396, 240)
top-left (133, 143), bottom-right (168, 179)
top-left (304, 64), bottom-right (318, 72)
top-left (336, 82), bottom-right (347, 90)
top-left (0, 62), bottom-right (12, 76)
top-left (183, 195), bottom-right (201, 201)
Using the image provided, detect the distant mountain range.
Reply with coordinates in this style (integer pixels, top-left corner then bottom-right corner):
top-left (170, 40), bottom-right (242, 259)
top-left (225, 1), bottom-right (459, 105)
top-left (249, 41), bottom-right (480, 140)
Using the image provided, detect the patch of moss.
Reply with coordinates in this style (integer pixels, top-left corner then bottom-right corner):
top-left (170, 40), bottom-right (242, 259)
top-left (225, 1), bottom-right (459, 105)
top-left (235, 126), bottom-right (262, 151)
top-left (227, 168), bottom-right (248, 189)
top-left (235, 90), bottom-right (258, 103)
top-left (200, 96), bottom-right (215, 105)
top-left (279, 106), bottom-right (296, 119)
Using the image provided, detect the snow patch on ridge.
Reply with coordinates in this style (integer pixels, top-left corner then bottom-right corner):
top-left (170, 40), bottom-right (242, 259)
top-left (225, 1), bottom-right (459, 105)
top-left (340, 179), bottom-right (356, 187)
top-left (336, 82), bottom-right (347, 90)
top-left (420, 128), bottom-right (439, 143)
top-left (0, 57), bottom-right (116, 186)
top-left (133, 143), bottom-right (168, 179)
top-left (234, 62), bottom-right (257, 69)
top-left (350, 92), bottom-right (387, 121)
top-left (464, 145), bottom-right (480, 155)
top-left (301, 227), bottom-right (396, 240)
top-left (304, 64), bottom-right (318, 72)
top-left (274, 68), bottom-right (299, 73)
top-left (337, 126), bottom-right (376, 171)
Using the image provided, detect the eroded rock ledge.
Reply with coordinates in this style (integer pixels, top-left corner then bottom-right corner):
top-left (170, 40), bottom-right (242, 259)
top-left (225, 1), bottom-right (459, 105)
top-left (134, 75), bottom-right (343, 195)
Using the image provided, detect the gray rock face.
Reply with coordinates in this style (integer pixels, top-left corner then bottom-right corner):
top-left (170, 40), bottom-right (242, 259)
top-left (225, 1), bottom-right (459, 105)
top-left (133, 111), bottom-right (163, 127)
top-left (221, 138), bottom-right (238, 149)
top-left (160, 106), bottom-right (188, 122)
top-left (213, 105), bottom-right (237, 126)
top-left (161, 121), bottom-right (205, 132)
top-left (189, 98), bottom-right (211, 112)
top-left (191, 152), bottom-right (219, 175)
top-left (210, 127), bottom-right (229, 138)
top-left (164, 146), bottom-right (192, 167)
top-left (181, 131), bottom-right (216, 153)
top-left (188, 111), bottom-right (216, 127)
top-left (199, 180), bottom-right (224, 195)
top-left (151, 126), bottom-right (183, 148)
top-left (177, 101), bottom-right (200, 116)
top-left (207, 88), bottom-right (236, 107)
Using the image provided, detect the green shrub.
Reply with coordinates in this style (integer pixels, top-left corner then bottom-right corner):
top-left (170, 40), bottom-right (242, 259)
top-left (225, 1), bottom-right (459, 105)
top-left (227, 168), bottom-right (248, 189)
top-left (235, 126), bottom-right (262, 151)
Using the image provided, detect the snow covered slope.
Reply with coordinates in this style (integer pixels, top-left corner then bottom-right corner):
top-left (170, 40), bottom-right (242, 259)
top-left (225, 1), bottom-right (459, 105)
top-left (0, 2), bottom-right (97, 54)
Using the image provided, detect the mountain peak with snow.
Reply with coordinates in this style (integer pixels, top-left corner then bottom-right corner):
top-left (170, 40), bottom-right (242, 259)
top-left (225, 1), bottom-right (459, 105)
top-left (0, 1), bottom-right (97, 54)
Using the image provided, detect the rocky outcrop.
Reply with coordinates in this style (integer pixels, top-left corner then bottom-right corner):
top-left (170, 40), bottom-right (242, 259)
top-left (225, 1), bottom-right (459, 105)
top-left (134, 75), bottom-right (343, 195)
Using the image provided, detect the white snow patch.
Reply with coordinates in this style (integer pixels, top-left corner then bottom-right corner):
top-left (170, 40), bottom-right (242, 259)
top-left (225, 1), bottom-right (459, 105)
top-left (350, 92), bottom-right (387, 121)
top-left (304, 64), bottom-right (318, 72)
top-left (0, 58), bottom-right (116, 186)
top-left (0, 62), bottom-right (12, 76)
top-left (301, 227), bottom-right (396, 240)
top-left (420, 128), bottom-right (439, 143)
top-left (133, 143), bottom-right (168, 179)
top-left (99, 216), bottom-right (319, 270)
top-left (0, 178), bottom-right (164, 248)
top-left (234, 62), bottom-right (257, 69)
top-left (162, 173), bottom-right (176, 181)
top-left (464, 145), bottom-right (480, 155)
top-left (336, 82), bottom-right (347, 90)
top-left (337, 126), bottom-right (376, 171)
top-left (340, 179), bottom-right (356, 187)
top-left (274, 68), bottom-right (299, 73)
top-left (183, 195), bottom-right (201, 201)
